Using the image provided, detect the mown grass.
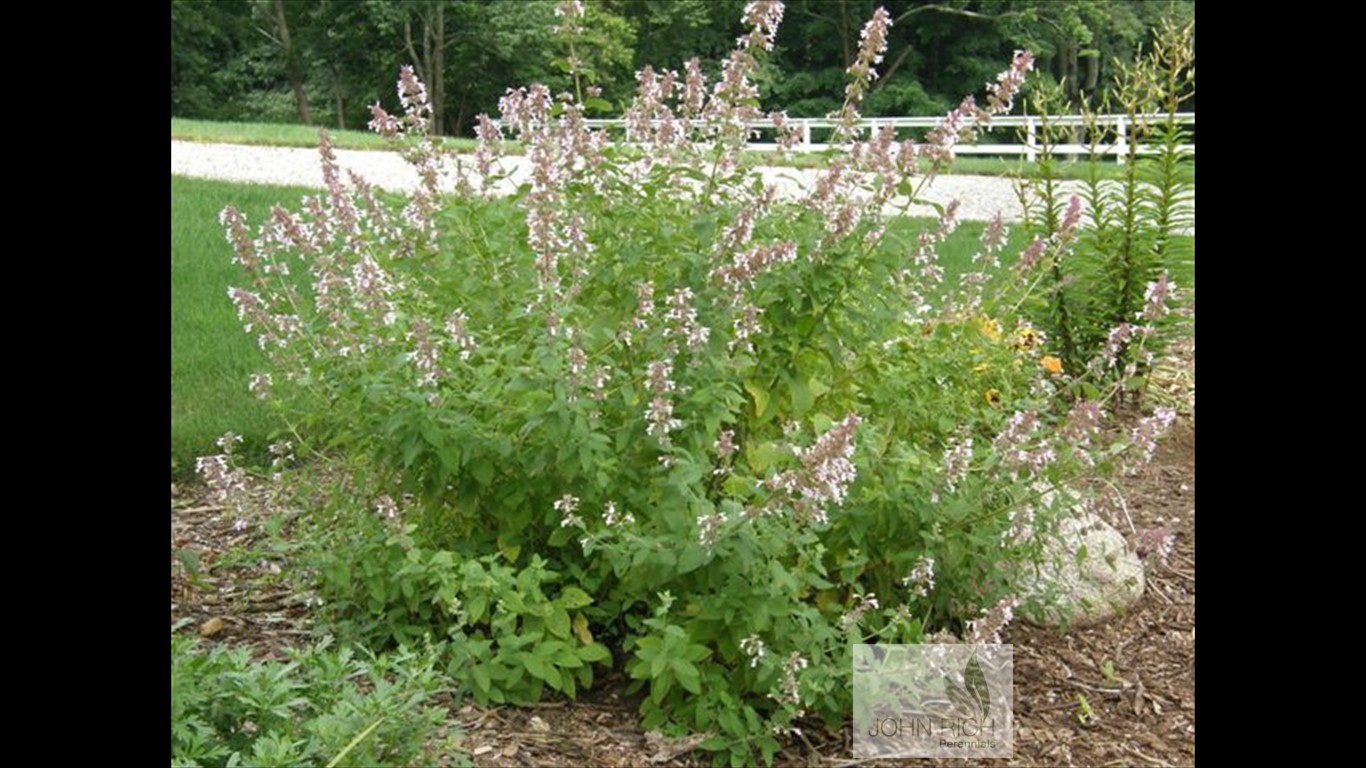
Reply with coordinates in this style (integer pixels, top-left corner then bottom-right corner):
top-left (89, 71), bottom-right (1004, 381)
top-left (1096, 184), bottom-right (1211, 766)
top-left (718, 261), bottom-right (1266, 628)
top-left (171, 175), bottom-right (313, 477)
top-left (172, 117), bottom-right (483, 153)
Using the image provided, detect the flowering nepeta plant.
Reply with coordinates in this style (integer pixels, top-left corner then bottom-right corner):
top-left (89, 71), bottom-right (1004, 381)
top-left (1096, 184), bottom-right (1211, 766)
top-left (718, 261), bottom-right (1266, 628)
top-left (196, 433), bottom-right (250, 532)
top-left (759, 413), bottom-right (862, 527)
top-left (222, 2), bottom-right (1184, 758)
top-left (831, 6), bottom-right (892, 142)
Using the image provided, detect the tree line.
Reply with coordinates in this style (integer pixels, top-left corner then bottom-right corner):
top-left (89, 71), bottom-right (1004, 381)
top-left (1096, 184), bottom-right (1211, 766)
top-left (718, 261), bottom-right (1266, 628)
top-left (171, 0), bottom-right (1194, 137)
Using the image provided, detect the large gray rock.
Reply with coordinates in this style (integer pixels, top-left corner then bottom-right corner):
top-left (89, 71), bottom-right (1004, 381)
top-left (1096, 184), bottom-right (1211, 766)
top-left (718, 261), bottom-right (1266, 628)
top-left (1014, 498), bottom-right (1145, 628)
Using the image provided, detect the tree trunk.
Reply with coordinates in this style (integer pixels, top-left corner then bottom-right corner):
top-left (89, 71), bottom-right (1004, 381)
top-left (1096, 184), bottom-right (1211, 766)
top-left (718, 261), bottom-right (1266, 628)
top-left (331, 66), bottom-right (345, 130)
top-left (838, 1), bottom-right (851, 72)
top-left (406, 5), bottom-right (446, 136)
top-left (273, 0), bottom-right (312, 126)
top-left (431, 2), bottom-right (446, 135)
top-left (1063, 41), bottom-right (1080, 108)
top-left (1084, 54), bottom-right (1100, 93)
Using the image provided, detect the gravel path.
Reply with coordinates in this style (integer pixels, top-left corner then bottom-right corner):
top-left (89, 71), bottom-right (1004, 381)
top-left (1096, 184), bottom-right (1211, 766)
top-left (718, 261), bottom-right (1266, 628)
top-left (171, 140), bottom-right (1072, 224)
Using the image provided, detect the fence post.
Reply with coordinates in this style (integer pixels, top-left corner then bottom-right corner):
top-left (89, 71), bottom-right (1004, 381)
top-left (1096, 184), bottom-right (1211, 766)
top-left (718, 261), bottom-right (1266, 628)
top-left (1026, 117), bottom-right (1037, 163)
top-left (801, 119), bottom-right (811, 149)
top-left (1115, 115), bottom-right (1127, 166)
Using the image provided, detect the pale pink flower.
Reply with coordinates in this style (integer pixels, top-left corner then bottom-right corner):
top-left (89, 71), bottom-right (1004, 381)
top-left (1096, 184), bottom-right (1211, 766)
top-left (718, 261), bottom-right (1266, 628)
top-left (1141, 271), bottom-right (1173, 321)
top-left (901, 557), bottom-right (936, 599)
top-left (762, 413), bottom-right (861, 525)
top-left (942, 434), bottom-right (973, 492)
top-left (740, 634), bottom-right (767, 667)
top-left (967, 596), bottom-right (1019, 644)
top-left (697, 510), bottom-right (728, 548)
top-left (740, 1), bottom-right (785, 52)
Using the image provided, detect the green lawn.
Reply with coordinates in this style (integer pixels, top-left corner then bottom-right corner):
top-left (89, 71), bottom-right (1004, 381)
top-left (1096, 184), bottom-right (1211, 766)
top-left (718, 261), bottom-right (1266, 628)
top-left (172, 117), bottom-right (482, 152)
top-left (171, 175), bottom-right (312, 476)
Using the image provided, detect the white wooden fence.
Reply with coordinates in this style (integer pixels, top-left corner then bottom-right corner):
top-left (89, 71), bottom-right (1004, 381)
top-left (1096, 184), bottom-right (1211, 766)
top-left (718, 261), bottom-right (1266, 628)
top-left (578, 112), bottom-right (1195, 164)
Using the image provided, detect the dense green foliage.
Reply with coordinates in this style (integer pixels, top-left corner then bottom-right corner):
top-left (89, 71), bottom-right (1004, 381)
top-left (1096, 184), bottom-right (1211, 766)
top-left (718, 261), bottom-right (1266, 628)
top-left (170, 629), bottom-right (458, 767)
top-left (171, 0), bottom-right (1194, 134)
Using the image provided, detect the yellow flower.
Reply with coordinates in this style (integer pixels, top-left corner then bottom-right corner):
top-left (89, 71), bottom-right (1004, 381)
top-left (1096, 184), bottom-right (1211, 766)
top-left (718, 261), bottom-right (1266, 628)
top-left (978, 317), bottom-right (1002, 342)
top-left (1041, 356), bottom-right (1063, 374)
top-left (1015, 325), bottom-right (1041, 350)
top-left (984, 388), bottom-right (1001, 406)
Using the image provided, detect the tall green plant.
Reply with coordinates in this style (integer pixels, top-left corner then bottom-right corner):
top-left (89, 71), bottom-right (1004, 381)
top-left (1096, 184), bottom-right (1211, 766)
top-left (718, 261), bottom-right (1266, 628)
top-left (1019, 18), bottom-right (1194, 395)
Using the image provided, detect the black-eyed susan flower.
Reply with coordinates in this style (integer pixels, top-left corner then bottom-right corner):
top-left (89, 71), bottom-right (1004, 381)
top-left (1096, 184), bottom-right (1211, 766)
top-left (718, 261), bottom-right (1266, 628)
top-left (1015, 324), bottom-right (1043, 351)
top-left (978, 316), bottom-right (1002, 342)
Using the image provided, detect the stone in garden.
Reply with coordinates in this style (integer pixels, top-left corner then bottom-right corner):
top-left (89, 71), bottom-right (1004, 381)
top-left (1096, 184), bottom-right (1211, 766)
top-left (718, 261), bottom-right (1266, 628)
top-left (1013, 492), bottom-right (1145, 628)
top-left (198, 616), bottom-right (225, 638)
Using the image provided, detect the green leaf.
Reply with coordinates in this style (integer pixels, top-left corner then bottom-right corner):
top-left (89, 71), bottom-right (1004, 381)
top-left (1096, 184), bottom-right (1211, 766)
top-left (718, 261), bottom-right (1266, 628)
top-left (500, 590), bottom-right (527, 614)
top-left (524, 654), bottom-right (550, 681)
top-left (684, 643), bottom-right (712, 663)
top-left (466, 594), bottom-right (488, 624)
top-left (471, 664), bottom-right (491, 695)
top-left (541, 662), bottom-right (564, 691)
top-left (700, 735), bottom-right (731, 751)
top-left (553, 647), bottom-right (585, 669)
top-left (471, 459), bottom-right (494, 487)
top-left (676, 546), bottom-right (707, 575)
top-left (717, 708), bottom-right (742, 736)
top-left (579, 643), bottom-right (612, 663)
top-left (547, 607), bottom-right (571, 639)
top-left (652, 668), bottom-right (673, 703)
top-left (743, 380), bottom-right (770, 420)
top-left (788, 373), bottom-right (813, 416)
top-left (557, 586), bottom-right (593, 610)
top-left (641, 707), bottom-right (667, 730)
top-left (747, 441), bottom-right (784, 474)
top-left (672, 659), bottom-right (702, 694)
top-left (572, 613), bottom-right (593, 645)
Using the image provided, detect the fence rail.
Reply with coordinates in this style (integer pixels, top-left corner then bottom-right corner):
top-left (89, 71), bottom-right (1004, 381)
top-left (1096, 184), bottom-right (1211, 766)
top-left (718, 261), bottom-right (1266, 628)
top-left (574, 112), bottom-right (1195, 164)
